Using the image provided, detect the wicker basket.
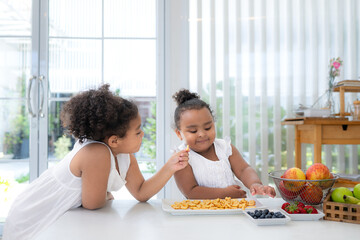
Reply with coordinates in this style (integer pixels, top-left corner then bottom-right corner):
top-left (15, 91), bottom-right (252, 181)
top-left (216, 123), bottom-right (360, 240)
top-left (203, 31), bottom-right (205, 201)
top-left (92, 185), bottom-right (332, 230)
top-left (323, 189), bottom-right (360, 224)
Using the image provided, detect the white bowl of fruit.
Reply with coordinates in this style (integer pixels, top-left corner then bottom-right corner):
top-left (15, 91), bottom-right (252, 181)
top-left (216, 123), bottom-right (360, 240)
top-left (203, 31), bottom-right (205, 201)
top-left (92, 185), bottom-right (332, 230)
top-left (279, 201), bottom-right (325, 221)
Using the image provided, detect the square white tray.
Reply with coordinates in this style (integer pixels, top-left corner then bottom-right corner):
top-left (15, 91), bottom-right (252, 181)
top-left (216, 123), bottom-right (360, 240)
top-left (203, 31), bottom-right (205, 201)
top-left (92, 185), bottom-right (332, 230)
top-left (162, 198), bottom-right (265, 216)
top-left (244, 209), bottom-right (291, 226)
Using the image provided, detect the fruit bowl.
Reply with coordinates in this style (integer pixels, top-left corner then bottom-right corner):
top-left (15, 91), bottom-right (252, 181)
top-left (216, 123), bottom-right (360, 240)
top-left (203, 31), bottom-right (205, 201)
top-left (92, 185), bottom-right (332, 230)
top-left (269, 170), bottom-right (339, 205)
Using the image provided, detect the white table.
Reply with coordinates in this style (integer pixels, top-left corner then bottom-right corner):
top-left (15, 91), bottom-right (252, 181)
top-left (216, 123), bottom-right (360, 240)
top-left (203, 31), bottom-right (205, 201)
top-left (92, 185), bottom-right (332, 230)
top-left (36, 198), bottom-right (360, 240)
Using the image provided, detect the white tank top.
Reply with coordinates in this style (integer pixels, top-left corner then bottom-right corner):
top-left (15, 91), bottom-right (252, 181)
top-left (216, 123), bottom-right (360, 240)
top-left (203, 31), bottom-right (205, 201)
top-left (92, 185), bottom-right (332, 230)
top-left (179, 138), bottom-right (237, 188)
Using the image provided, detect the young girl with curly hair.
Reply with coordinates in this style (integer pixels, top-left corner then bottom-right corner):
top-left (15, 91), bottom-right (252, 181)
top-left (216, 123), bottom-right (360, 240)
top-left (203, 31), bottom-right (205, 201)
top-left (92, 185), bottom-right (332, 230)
top-left (172, 89), bottom-right (275, 199)
top-left (3, 84), bottom-right (189, 240)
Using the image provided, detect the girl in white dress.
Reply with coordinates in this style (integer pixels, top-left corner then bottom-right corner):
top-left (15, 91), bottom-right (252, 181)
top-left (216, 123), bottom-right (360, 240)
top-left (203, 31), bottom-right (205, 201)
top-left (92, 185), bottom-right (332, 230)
top-left (3, 84), bottom-right (189, 240)
top-left (172, 89), bottom-right (275, 199)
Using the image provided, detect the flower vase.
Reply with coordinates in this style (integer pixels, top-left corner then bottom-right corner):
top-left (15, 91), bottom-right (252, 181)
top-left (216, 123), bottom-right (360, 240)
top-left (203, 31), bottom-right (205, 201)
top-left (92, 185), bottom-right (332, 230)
top-left (324, 88), bottom-right (335, 114)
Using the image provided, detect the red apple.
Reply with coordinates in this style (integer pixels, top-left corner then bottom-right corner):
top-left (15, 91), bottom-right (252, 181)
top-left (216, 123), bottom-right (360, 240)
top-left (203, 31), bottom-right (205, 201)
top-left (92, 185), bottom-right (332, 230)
top-left (300, 184), bottom-right (323, 205)
top-left (278, 180), bottom-right (299, 200)
top-left (306, 163), bottom-right (331, 180)
top-left (282, 167), bottom-right (306, 192)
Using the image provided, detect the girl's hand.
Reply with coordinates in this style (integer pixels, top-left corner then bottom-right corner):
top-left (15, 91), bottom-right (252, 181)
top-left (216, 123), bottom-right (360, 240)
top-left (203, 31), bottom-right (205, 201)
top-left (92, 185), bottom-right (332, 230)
top-left (250, 183), bottom-right (276, 198)
top-left (167, 150), bottom-right (189, 172)
top-left (224, 185), bottom-right (247, 198)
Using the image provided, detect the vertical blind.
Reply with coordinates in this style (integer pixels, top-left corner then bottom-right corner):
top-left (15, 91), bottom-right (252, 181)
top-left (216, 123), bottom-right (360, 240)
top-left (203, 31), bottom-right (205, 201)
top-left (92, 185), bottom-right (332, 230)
top-left (189, 0), bottom-right (360, 184)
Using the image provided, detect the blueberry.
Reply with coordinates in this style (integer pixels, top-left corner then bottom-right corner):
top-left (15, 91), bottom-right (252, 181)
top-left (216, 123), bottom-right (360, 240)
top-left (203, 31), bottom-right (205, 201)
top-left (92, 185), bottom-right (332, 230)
top-left (276, 212), bottom-right (284, 217)
top-left (253, 216), bottom-right (258, 219)
top-left (266, 215), bottom-right (272, 218)
top-left (263, 209), bottom-right (269, 215)
top-left (272, 215), bottom-right (277, 218)
top-left (274, 212), bottom-right (282, 218)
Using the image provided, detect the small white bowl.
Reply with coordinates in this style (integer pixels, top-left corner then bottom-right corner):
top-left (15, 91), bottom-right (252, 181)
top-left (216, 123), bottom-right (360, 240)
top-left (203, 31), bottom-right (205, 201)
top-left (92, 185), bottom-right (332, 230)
top-left (279, 208), bottom-right (325, 221)
top-left (245, 209), bottom-right (291, 226)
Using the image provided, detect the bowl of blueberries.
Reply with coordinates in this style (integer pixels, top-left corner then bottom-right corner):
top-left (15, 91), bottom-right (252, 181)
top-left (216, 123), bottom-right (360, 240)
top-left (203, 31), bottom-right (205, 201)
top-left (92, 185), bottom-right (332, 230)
top-left (245, 209), bottom-right (291, 225)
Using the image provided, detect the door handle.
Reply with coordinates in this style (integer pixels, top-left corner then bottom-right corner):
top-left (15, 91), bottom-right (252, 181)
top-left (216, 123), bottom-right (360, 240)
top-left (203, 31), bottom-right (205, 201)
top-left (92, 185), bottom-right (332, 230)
top-left (38, 75), bottom-right (45, 118)
top-left (27, 75), bottom-right (37, 117)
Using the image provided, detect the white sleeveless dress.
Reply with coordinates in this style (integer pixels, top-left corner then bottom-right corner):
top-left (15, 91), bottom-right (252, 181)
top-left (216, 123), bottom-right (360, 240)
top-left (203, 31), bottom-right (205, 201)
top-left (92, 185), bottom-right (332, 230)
top-left (3, 139), bottom-right (129, 240)
top-left (178, 138), bottom-right (245, 189)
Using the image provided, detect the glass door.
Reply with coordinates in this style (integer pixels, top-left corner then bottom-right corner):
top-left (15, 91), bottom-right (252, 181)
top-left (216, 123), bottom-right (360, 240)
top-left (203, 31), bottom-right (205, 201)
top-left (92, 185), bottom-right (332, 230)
top-left (1, 0), bottom-right (160, 225)
top-left (42, 0), bottom-right (104, 174)
top-left (0, 0), bottom-right (33, 221)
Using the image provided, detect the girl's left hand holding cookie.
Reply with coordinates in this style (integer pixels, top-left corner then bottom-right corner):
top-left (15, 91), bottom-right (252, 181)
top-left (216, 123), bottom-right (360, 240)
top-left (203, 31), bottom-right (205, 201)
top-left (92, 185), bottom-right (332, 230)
top-left (166, 150), bottom-right (189, 172)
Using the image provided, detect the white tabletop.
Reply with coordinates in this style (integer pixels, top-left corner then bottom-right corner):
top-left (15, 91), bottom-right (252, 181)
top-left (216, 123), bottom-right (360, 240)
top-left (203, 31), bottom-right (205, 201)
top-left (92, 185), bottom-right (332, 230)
top-left (35, 198), bottom-right (360, 240)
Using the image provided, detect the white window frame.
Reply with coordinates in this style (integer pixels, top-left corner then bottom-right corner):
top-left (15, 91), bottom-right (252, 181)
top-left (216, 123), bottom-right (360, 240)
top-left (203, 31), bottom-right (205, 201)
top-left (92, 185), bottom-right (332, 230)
top-left (161, 0), bottom-right (189, 199)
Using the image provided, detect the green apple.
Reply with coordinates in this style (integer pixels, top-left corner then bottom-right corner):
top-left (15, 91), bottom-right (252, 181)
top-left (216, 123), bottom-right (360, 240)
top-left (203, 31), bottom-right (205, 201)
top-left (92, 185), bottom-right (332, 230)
top-left (331, 187), bottom-right (353, 203)
top-left (354, 183), bottom-right (360, 200)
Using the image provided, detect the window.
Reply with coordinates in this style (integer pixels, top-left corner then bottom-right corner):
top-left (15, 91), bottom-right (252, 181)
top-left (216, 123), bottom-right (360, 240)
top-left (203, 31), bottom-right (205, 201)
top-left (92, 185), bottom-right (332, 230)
top-left (0, 0), bottom-right (162, 225)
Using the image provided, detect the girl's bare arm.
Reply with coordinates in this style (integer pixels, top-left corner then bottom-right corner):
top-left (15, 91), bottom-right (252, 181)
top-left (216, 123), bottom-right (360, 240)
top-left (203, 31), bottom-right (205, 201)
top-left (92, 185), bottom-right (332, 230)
top-left (125, 150), bottom-right (189, 202)
top-left (229, 144), bottom-right (275, 197)
top-left (77, 144), bottom-right (111, 209)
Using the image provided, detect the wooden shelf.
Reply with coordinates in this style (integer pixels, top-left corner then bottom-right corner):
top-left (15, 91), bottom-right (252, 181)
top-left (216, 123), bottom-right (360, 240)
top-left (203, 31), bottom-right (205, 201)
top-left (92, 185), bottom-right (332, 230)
top-left (333, 85), bottom-right (360, 92)
top-left (332, 86), bottom-right (360, 117)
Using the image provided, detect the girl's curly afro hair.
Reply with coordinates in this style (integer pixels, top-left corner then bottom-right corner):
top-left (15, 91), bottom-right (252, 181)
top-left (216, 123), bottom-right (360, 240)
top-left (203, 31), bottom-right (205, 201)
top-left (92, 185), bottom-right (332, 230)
top-left (60, 84), bottom-right (138, 143)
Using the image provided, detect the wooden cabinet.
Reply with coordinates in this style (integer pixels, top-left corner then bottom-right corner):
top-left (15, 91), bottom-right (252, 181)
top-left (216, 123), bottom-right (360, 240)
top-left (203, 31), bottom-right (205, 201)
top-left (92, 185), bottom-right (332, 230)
top-left (282, 117), bottom-right (360, 168)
